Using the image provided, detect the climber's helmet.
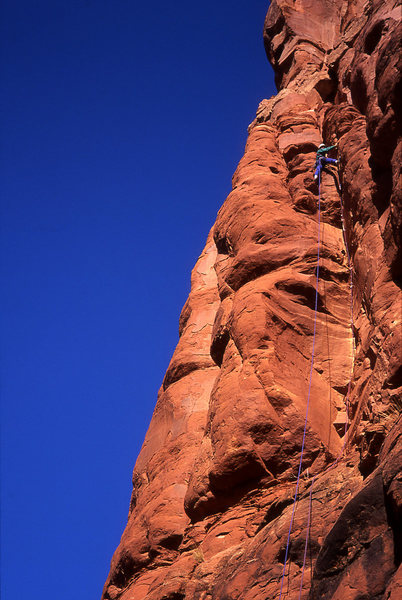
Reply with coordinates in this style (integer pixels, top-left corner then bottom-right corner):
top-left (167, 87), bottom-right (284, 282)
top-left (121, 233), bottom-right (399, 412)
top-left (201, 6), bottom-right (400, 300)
top-left (319, 143), bottom-right (326, 148)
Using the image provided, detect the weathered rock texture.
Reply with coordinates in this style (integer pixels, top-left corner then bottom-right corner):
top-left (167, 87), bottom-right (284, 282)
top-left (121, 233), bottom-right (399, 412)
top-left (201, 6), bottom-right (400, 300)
top-left (103, 1), bottom-right (401, 598)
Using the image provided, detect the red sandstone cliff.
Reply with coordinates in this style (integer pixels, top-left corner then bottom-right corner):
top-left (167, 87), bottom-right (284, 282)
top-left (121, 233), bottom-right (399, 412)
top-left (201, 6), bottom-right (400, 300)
top-left (103, 1), bottom-right (401, 598)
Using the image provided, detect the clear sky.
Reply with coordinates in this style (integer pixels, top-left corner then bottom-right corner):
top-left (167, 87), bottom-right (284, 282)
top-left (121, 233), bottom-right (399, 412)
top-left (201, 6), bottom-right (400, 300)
top-left (1, 1), bottom-right (275, 598)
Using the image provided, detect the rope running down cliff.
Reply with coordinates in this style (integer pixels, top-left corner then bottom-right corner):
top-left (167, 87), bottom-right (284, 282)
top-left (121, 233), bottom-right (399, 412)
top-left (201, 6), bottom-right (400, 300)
top-left (297, 176), bottom-right (356, 599)
top-left (278, 170), bottom-right (323, 600)
top-left (278, 169), bottom-right (356, 599)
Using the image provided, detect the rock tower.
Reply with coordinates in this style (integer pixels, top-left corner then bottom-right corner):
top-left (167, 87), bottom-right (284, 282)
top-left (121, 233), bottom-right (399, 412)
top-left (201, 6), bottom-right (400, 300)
top-left (103, 1), bottom-right (401, 598)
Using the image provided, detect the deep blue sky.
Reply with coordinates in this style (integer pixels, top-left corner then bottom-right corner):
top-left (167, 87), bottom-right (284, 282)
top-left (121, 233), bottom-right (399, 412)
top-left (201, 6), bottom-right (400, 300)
top-left (1, 1), bottom-right (275, 598)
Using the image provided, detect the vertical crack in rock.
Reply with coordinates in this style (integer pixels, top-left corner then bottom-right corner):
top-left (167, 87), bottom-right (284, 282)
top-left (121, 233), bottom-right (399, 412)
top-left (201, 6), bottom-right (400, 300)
top-left (103, 1), bottom-right (401, 598)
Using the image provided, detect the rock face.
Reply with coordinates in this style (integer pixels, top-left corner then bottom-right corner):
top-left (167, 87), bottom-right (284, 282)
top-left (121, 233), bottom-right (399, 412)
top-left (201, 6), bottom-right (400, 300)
top-left (103, 1), bottom-right (401, 598)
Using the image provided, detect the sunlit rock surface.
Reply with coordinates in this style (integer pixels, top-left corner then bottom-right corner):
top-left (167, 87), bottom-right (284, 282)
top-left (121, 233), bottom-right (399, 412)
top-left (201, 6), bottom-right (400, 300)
top-left (103, 1), bottom-right (401, 598)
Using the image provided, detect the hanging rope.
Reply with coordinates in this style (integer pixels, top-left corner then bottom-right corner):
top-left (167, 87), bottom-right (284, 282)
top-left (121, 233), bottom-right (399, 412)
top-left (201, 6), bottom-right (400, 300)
top-left (297, 170), bottom-right (356, 598)
top-left (278, 170), bottom-right (323, 600)
top-left (298, 473), bottom-right (316, 598)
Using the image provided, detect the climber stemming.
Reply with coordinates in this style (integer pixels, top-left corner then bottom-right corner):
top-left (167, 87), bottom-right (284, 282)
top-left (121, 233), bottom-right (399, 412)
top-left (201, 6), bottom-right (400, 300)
top-left (314, 143), bottom-right (338, 181)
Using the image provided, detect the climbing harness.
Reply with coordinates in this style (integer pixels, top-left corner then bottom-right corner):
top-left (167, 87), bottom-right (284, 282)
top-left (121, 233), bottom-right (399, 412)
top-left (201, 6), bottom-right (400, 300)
top-left (314, 156), bottom-right (338, 181)
top-left (278, 164), bottom-right (355, 599)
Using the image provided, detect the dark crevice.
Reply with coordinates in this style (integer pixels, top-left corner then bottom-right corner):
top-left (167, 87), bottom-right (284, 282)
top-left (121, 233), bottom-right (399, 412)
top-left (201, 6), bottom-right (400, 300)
top-left (253, 232), bottom-right (270, 244)
top-left (187, 470), bottom-right (279, 524)
top-left (110, 552), bottom-right (143, 591)
top-left (161, 533), bottom-right (183, 551)
top-left (256, 497), bottom-right (293, 534)
top-left (210, 329), bottom-right (230, 367)
top-left (226, 256), bottom-right (293, 291)
top-left (366, 345), bottom-right (377, 371)
top-left (275, 52), bottom-right (294, 89)
top-left (277, 543), bottom-right (289, 565)
top-left (275, 280), bottom-right (331, 315)
top-left (333, 383), bottom-right (349, 396)
top-left (369, 157), bottom-right (392, 216)
top-left (277, 536), bottom-right (321, 569)
top-left (364, 21), bottom-right (385, 55)
top-left (214, 233), bottom-right (232, 256)
top-left (314, 263), bottom-right (349, 283)
top-left (385, 365), bottom-right (402, 389)
top-left (358, 427), bottom-right (386, 477)
top-left (391, 259), bottom-right (402, 290)
top-left (163, 360), bottom-right (208, 390)
top-left (350, 66), bottom-right (369, 115)
top-left (384, 481), bottom-right (402, 568)
top-left (318, 66), bottom-right (338, 103)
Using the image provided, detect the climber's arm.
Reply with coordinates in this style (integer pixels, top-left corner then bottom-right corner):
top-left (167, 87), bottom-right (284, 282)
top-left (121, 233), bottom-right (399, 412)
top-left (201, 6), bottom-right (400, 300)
top-left (322, 144), bottom-right (337, 153)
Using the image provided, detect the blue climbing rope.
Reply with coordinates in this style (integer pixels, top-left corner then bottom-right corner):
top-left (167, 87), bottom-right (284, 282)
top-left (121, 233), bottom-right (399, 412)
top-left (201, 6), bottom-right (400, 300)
top-left (278, 170), bottom-right (322, 600)
top-left (297, 170), bottom-right (355, 599)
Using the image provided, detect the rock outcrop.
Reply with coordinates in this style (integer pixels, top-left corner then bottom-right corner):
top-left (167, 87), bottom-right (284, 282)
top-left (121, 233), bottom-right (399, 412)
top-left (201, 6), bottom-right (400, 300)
top-left (103, 1), bottom-right (401, 598)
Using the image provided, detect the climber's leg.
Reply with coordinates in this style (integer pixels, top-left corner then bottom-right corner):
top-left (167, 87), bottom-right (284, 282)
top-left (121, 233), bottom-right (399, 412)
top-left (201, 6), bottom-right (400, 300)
top-left (314, 160), bottom-right (323, 181)
top-left (324, 157), bottom-right (338, 166)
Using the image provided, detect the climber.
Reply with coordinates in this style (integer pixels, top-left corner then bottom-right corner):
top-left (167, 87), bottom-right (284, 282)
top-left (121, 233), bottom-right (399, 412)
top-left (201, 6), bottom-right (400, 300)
top-left (314, 143), bottom-right (338, 181)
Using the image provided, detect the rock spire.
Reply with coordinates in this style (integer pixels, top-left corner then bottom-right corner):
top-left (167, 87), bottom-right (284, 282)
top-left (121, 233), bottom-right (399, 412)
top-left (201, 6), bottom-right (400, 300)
top-left (103, 1), bottom-right (401, 598)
